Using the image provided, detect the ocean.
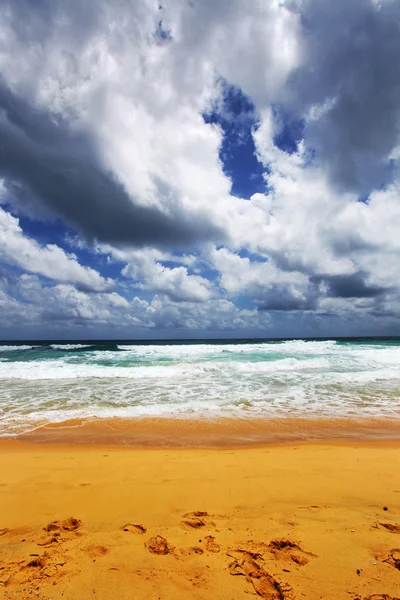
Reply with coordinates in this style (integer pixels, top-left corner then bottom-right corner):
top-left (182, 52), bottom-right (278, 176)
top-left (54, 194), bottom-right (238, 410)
top-left (1, 338), bottom-right (400, 437)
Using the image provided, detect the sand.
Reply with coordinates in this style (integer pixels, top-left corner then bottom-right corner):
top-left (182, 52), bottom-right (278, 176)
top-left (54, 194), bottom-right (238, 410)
top-left (16, 416), bottom-right (400, 446)
top-left (1, 436), bottom-right (400, 600)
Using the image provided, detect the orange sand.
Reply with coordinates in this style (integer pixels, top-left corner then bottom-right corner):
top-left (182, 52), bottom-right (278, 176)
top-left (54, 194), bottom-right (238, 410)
top-left (1, 438), bottom-right (400, 600)
top-left (16, 415), bottom-right (400, 446)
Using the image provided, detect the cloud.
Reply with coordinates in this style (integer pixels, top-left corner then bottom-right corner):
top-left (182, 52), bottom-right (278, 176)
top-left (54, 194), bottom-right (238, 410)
top-left (1, 0), bottom-right (400, 335)
top-left (0, 273), bottom-right (270, 336)
top-left (286, 0), bottom-right (400, 194)
top-left (128, 294), bottom-right (269, 331)
top-left (209, 132), bottom-right (400, 318)
top-left (1, 273), bottom-right (130, 328)
top-left (0, 81), bottom-right (224, 249)
top-left (40, 285), bottom-right (130, 323)
top-left (0, 207), bottom-right (113, 291)
top-left (209, 247), bottom-right (318, 312)
top-left (257, 284), bottom-right (318, 312)
top-left (121, 250), bottom-right (212, 302)
top-left (0, 0), bottom-right (302, 253)
top-left (311, 272), bottom-right (390, 300)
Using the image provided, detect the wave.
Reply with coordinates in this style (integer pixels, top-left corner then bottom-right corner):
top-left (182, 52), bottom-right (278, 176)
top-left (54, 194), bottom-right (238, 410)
top-left (50, 344), bottom-right (94, 350)
top-left (1, 374), bottom-right (400, 438)
top-left (2, 338), bottom-right (397, 360)
top-left (1, 353), bottom-right (400, 382)
top-left (2, 338), bottom-right (400, 436)
top-left (0, 345), bottom-right (36, 352)
top-left (50, 343), bottom-right (123, 353)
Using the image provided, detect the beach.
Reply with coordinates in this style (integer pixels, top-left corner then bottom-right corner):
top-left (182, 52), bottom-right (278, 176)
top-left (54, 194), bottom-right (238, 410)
top-left (1, 340), bottom-right (400, 598)
top-left (2, 0), bottom-right (399, 595)
top-left (1, 434), bottom-right (400, 600)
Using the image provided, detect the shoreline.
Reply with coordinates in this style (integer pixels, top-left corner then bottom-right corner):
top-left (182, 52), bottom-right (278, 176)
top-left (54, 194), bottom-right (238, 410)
top-left (8, 415), bottom-right (400, 447)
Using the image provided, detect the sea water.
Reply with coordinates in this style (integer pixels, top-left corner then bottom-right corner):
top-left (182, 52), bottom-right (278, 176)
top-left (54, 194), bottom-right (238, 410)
top-left (0, 338), bottom-right (400, 436)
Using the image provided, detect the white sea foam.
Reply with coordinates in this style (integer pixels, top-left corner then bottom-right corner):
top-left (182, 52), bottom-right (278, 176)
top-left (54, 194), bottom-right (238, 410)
top-left (0, 345), bottom-right (35, 352)
top-left (0, 356), bottom-right (345, 380)
top-left (1, 339), bottom-right (400, 435)
top-left (50, 344), bottom-right (93, 350)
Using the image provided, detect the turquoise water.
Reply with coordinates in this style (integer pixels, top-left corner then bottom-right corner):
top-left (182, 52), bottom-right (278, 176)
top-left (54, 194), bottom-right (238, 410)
top-left (1, 338), bottom-right (400, 435)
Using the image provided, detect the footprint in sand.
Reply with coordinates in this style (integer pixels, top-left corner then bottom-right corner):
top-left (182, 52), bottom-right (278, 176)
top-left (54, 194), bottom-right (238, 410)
top-left (375, 522), bottom-right (400, 534)
top-left (44, 517), bottom-right (81, 533)
top-left (205, 535), bottom-right (220, 553)
top-left (26, 555), bottom-right (48, 569)
top-left (382, 548), bottom-right (400, 570)
top-left (146, 535), bottom-right (173, 555)
top-left (38, 517), bottom-right (81, 546)
top-left (85, 544), bottom-right (109, 558)
top-left (227, 550), bottom-right (292, 599)
top-left (178, 535), bottom-right (220, 556)
top-left (1, 549), bottom-right (67, 589)
top-left (0, 519), bottom-right (81, 593)
top-left (122, 523), bottom-right (147, 534)
top-left (268, 539), bottom-right (316, 566)
top-left (61, 517), bottom-right (81, 531)
top-left (181, 511), bottom-right (215, 530)
top-left (37, 531), bottom-right (62, 546)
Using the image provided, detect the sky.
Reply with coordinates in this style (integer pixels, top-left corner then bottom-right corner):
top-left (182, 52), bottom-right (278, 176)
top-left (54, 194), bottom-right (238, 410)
top-left (1, 0), bottom-right (400, 340)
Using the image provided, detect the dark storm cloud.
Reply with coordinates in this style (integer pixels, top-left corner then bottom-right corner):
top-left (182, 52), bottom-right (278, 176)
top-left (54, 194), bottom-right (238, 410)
top-left (0, 82), bottom-right (224, 249)
top-left (257, 284), bottom-right (318, 312)
top-left (257, 270), bottom-right (391, 313)
top-left (311, 271), bottom-right (389, 299)
top-left (289, 0), bottom-right (400, 195)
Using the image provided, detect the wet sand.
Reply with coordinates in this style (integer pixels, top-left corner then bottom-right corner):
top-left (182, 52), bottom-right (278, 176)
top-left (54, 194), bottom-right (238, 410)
top-left (1, 435), bottom-right (400, 599)
top-left (15, 415), bottom-right (400, 446)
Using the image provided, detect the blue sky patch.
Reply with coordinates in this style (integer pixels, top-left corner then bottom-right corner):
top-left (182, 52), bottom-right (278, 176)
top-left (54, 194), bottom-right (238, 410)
top-left (203, 82), bottom-right (266, 199)
top-left (272, 106), bottom-right (304, 154)
top-left (238, 249), bottom-right (268, 263)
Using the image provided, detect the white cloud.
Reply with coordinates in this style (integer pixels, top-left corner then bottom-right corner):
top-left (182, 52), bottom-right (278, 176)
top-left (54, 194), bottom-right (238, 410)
top-left (0, 0), bottom-right (400, 334)
top-left (0, 0), bottom-right (301, 249)
top-left (0, 273), bottom-right (271, 335)
top-left (127, 294), bottom-right (269, 331)
top-left (92, 245), bottom-right (213, 302)
top-left (122, 253), bottom-right (212, 303)
top-left (11, 274), bottom-right (128, 323)
top-left (0, 208), bottom-right (113, 292)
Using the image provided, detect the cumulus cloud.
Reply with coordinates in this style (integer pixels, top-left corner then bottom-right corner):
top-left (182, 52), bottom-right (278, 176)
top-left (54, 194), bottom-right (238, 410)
top-left (0, 273), bottom-right (269, 336)
top-left (0, 0), bottom-right (400, 336)
top-left (0, 81), bottom-right (224, 249)
top-left (121, 250), bottom-right (212, 303)
top-left (207, 128), bottom-right (400, 320)
top-left (127, 294), bottom-right (268, 331)
top-left (7, 274), bottom-right (130, 328)
top-left (286, 0), bottom-right (400, 194)
top-left (311, 272), bottom-right (391, 300)
top-left (0, 207), bottom-right (114, 291)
